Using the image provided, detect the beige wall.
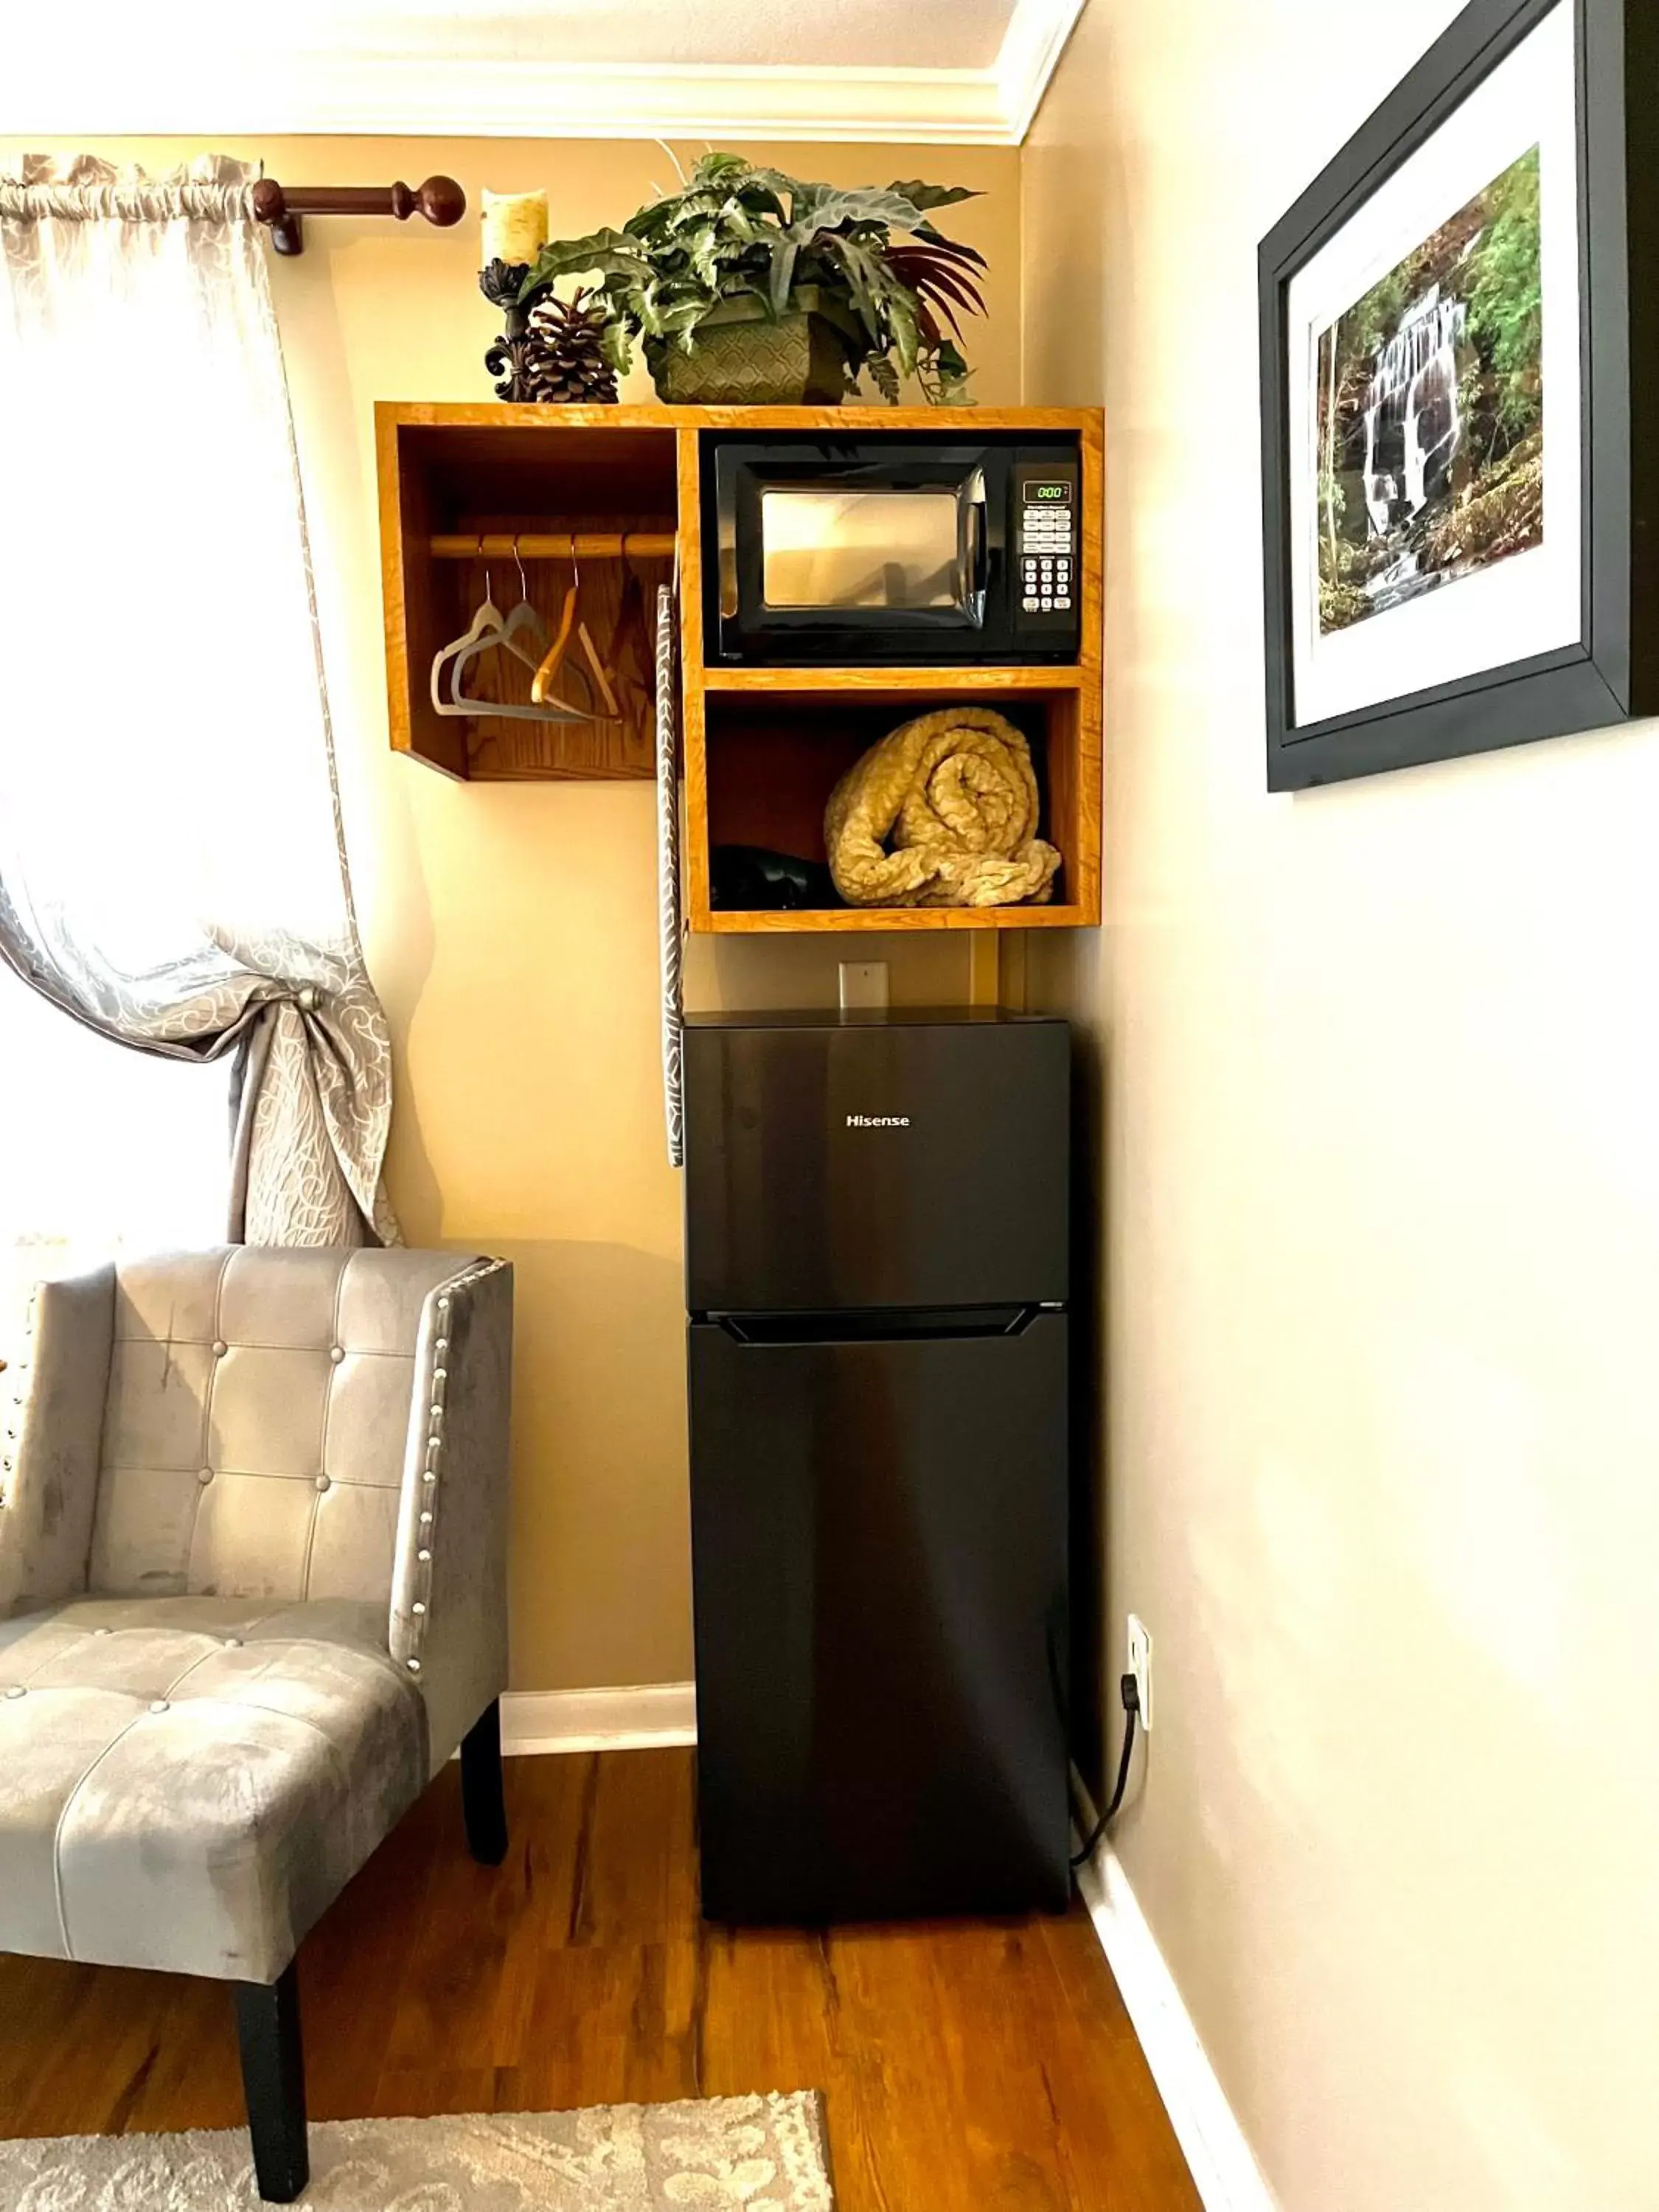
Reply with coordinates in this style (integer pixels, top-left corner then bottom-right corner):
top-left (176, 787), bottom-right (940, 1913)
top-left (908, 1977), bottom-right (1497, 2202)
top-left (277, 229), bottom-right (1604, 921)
top-left (43, 132), bottom-right (1019, 1691)
top-left (1023, 7), bottom-right (1659, 2209)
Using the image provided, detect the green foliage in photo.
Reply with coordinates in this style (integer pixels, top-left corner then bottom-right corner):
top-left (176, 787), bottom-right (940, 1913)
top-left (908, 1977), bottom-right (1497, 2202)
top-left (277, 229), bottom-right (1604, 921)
top-left (1464, 147), bottom-right (1543, 434)
top-left (1313, 143), bottom-right (1545, 634)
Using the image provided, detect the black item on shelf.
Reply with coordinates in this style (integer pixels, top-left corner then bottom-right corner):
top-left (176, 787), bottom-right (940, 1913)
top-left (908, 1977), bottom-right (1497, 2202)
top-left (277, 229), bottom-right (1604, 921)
top-left (703, 433), bottom-right (1082, 667)
top-left (711, 844), bottom-right (838, 911)
top-left (684, 1008), bottom-right (1073, 1924)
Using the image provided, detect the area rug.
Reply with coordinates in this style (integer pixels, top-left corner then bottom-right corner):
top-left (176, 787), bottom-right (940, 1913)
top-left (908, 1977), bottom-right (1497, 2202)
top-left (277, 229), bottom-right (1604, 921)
top-left (0, 2093), bottom-right (833, 2211)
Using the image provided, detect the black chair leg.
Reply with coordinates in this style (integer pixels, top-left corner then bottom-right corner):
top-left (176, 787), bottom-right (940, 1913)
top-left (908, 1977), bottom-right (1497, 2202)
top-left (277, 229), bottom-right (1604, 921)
top-left (234, 1963), bottom-right (309, 2204)
top-left (460, 1696), bottom-right (509, 1865)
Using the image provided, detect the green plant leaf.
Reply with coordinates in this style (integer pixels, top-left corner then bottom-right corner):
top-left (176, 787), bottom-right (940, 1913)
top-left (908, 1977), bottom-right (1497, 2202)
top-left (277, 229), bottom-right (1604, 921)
top-left (731, 178), bottom-right (790, 223)
top-left (869, 355), bottom-right (902, 403)
top-left (740, 171), bottom-right (950, 241)
top-left (887, 181), bottom-right (981, 212)
top-left (517, 229), bottom-right (653, 300)
top-left (695, 151), bottom-right (750, 181)
top-left (818, 234), bottom-right (884, 347)
top-left (885, 285), bottom-right (921, 377)
top-left (767, 235), bottom-right (800, 317)
top-left (678, 222), bottom-right (723, 292)
top-left (532, 156), bottom-right (989, 385)
top-left (740, 166), bottom-right (813, 212)
top-left (813, 187), bottom-right (937, 233)
top-left (658, 295), bottom-right (712, 335)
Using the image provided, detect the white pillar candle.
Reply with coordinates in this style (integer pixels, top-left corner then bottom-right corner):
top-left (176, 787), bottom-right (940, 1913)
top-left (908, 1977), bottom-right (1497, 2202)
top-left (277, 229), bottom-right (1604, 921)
top-left (481, 189), bottom-right (549, 271)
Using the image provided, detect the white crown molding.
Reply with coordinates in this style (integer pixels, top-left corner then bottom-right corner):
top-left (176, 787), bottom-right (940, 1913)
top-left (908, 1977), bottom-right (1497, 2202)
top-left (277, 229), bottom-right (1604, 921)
top-left (3, 0), bottom-right (1084, 145)
top-left (995, 0), bottom-right (1089, 141)
top-left (500, 1681), bottom-right (697, 1756)
top-left (1072, 1772), bottom-right (1280, 2212)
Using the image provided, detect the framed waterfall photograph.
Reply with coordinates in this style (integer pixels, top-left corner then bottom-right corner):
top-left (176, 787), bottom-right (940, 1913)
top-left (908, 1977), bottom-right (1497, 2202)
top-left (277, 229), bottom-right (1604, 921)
top-left (1259, 0), bottom-right (1659, 790)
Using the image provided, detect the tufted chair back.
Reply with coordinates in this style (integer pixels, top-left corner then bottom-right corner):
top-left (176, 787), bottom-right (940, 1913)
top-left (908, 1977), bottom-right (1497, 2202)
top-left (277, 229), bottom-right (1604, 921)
top-left (89, 1247), bottom-right (469, 1610)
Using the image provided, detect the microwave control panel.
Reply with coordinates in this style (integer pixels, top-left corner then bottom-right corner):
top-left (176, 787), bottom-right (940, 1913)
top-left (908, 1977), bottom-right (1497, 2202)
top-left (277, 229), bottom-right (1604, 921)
top-left (1013, 454), bottom-right (1081, 633)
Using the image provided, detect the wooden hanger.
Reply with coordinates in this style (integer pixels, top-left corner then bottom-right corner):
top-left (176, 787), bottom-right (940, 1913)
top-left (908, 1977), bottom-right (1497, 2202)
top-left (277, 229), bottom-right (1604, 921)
top-left (529, 585), bottom-right (579, 706)
top-left (530, 556), bottom-right (623, 718)
top-left (429, 566), bottom-right (598, 725)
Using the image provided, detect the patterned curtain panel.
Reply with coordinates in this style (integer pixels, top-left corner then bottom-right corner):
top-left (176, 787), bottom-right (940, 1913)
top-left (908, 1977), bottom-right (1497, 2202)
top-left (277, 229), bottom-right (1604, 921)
top-left (0, 156), bottom-right (398, 1246)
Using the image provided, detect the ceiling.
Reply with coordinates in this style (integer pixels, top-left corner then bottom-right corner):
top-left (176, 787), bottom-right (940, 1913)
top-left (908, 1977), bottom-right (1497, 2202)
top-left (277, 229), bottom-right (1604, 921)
top-left (284, 0), bottom-right (1017, 72)
top-left (3, 0), bottom-right (1085, 144)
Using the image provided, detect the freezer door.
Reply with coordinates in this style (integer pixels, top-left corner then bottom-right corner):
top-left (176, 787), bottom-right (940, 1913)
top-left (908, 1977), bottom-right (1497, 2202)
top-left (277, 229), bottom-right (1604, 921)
top-left (689, 1310), bottom-right (1070, 1923)
top-left (684, 1014), bottom-right (1070, 1313)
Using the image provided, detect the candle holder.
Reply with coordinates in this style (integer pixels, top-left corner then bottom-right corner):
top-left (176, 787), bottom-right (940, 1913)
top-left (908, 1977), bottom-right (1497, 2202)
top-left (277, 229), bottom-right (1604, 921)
top-left (479, 265), bottom-right (621, 406)
top-left (480, 259), bottom-right (540, 403)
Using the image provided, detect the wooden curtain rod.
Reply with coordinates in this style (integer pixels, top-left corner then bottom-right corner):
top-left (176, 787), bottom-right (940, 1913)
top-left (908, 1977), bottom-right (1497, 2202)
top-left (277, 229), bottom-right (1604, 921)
top-left (430, 532), bottom-right (679, 560)
top-left (251, 175), bottom-right (465, 257)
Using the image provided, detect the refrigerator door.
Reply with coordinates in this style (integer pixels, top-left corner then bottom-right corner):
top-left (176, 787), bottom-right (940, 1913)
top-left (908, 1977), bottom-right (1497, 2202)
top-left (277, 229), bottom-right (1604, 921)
top-left (684, 1012), bottom-right (1070, 1315)
top-left (689, 1309), bottom-right (1070, 1923)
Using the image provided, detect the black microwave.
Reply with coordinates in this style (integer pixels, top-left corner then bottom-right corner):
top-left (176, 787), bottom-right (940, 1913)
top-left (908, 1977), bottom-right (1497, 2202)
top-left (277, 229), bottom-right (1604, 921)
top-left (702, 433), bottom-right (1082, 666)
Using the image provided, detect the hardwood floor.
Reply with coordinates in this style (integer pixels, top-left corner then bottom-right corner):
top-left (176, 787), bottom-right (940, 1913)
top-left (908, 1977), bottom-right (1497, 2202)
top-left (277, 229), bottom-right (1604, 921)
top-left (0, 1750), bottom-right (1200, 2210)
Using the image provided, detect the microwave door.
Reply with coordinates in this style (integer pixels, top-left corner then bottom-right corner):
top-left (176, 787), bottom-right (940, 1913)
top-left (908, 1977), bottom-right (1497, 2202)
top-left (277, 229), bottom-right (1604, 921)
top-left (708, 438), bottom-right (1061, 665)
top-left (759, 489), bottom-right (970, 613)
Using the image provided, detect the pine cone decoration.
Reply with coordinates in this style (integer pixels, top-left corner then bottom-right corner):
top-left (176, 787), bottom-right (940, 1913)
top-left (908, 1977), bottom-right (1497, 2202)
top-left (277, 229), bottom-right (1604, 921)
top-left (522, 288), bottom-right (619, 404)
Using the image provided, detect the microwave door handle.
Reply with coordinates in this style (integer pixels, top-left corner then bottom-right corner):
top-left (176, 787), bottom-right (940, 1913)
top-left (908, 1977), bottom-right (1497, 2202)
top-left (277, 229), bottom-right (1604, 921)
top-left (966, 470), bottom-right (990, 613)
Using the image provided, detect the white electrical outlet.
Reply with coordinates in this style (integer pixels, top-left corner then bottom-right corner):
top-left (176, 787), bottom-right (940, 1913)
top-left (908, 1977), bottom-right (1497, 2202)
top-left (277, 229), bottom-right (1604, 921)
top-left (1127, 1615), bottom-right (1153, 1733)
top-left (838, 960), bottom-right (889, 1012)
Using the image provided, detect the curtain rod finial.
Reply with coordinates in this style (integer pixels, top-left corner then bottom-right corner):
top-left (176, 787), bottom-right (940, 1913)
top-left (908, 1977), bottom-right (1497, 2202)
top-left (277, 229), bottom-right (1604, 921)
top-left (253, 174), bottom-right (467, 257)
top-left (400, 176), bottom-right (467, 231)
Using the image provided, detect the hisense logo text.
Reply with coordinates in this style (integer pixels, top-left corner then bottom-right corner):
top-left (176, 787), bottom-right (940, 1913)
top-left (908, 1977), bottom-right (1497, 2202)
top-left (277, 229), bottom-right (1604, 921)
top-left (846, 1114), bottom-right (911, 1128)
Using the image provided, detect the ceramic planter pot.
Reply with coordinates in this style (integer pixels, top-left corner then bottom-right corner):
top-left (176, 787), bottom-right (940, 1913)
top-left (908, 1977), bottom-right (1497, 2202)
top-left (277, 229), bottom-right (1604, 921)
top-left (646, 289), bottom-right (863, 406)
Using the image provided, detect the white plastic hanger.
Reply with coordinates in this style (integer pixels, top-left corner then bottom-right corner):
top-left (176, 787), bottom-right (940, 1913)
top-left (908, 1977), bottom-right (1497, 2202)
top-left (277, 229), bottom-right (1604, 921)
top-left (429, 549), bottom-right (599, 724)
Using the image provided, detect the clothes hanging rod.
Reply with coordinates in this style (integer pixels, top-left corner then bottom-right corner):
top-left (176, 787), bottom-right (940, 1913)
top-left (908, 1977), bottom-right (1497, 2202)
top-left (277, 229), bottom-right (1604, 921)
top-left (429, 532), bottom-right (679, 560)
top-left (251, 175), bottom-right (465, 257)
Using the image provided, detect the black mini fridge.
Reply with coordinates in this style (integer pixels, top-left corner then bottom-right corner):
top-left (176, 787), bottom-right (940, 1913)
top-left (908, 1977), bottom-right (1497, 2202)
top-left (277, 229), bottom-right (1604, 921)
top-left (684, 1007), bottom-right (1071, 1924)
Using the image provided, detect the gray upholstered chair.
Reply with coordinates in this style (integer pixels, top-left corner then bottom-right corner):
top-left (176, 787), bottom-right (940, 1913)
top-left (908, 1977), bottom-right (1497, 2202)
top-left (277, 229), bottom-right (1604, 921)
top-left (0, 1246), bottom-right (513, 2201)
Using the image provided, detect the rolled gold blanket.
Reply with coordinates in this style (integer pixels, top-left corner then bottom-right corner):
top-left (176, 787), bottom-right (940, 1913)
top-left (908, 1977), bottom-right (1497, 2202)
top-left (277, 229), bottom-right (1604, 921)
top-left (824, 707), bottom-right (1062, 908)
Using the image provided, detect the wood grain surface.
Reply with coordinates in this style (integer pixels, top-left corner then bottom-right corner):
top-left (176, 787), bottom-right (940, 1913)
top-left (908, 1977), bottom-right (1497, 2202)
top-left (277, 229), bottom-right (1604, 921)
top-left (0, 1750), bottom-right (1198, 2212)
top-left (375, 402), bottom-right (1105, 931)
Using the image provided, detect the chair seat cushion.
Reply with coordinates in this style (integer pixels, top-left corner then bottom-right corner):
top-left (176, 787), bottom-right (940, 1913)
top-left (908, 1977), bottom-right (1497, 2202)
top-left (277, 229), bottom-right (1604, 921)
top-left (0, 1596), bottom-right (428, 1983)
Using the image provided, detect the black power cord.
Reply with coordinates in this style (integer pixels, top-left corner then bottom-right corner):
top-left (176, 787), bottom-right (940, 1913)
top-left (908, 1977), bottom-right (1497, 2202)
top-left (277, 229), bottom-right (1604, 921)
top-left (1070, 1671), bottom-right (1141, 1868)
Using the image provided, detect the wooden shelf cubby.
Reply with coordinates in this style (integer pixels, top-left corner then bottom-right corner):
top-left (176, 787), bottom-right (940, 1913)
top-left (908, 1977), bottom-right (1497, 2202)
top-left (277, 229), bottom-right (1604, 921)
top-left (694, 685), bottom-right (1094, 932)
top-left (377, 403), bottom-right (1102, 931)
top-left (378, 408), bottom-right (680, 782)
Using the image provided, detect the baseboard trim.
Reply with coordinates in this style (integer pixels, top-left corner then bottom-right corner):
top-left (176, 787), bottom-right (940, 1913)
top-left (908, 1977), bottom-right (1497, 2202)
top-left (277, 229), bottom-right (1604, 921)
top-left (501, 1696), bottom-right (1269, 2202)
top-left (1071, 1772), bottom-right (1278, 2212)
top-left (500, 1683), bottom-right (698, 1756)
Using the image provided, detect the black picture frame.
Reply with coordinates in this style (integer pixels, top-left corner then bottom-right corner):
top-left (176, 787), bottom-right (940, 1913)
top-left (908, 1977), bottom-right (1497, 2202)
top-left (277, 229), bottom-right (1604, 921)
top-left (1259, 0), bottom-right (1659, 792)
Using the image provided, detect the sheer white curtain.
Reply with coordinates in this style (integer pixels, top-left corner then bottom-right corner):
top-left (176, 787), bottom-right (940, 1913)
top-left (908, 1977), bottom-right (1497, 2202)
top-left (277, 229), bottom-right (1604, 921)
top-left (0, 970), bottom-right (229, 1357)
top-left (0, 155), bottom-right (397, 1287)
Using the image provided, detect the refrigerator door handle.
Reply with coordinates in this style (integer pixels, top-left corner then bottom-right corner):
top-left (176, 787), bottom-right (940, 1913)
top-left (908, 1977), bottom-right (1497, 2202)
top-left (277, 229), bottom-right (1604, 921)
top-left (713, 1303), bottom-right (1048, 1347)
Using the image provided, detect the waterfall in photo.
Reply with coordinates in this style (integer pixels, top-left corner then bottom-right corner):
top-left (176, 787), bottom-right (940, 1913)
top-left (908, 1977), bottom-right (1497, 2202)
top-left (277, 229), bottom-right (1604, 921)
top-left (1362, 284), bottom-right (1468, 541)
top-left (1317, 146), bottom-right (1544, 641)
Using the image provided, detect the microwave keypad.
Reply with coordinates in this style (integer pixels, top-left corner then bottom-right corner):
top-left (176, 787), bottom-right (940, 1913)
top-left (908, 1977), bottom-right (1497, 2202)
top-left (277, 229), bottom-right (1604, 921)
top-left (1019, 482), bottom-right (1076, 615)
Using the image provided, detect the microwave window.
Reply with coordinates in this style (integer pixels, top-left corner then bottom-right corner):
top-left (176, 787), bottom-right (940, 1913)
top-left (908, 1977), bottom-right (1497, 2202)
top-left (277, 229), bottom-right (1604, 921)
top-left (760, 490), bottom-right (964, 610)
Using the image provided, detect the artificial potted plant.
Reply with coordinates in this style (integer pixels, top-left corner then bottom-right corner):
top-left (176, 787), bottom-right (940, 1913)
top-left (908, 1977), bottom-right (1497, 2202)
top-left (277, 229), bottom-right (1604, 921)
top-left (516, 153), bottom-right (987, 406)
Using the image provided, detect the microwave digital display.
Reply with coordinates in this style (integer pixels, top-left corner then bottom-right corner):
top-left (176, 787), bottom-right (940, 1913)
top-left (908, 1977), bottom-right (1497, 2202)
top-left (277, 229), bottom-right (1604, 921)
top-left (760, 490), bottom-right (964, 611)
top-left (706, 434), bottom-right (1082, 667)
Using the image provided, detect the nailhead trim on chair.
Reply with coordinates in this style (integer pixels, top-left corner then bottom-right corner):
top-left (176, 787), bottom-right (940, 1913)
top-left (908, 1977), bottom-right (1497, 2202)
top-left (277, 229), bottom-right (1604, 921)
top-left (398, 1258), bottom-right (508, 1682)
top-left (1, 1286), bottom-right (40, 1495)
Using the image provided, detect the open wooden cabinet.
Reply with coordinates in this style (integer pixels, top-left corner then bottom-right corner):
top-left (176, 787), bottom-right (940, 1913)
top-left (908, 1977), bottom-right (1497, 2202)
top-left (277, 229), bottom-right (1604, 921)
top-left (377, 403), bottom-right (1102, 932)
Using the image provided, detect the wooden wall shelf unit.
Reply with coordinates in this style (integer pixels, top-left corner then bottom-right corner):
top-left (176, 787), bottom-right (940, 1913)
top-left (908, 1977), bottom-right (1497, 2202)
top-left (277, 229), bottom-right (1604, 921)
top-left (377, 402), bottom-right (1102, 932)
